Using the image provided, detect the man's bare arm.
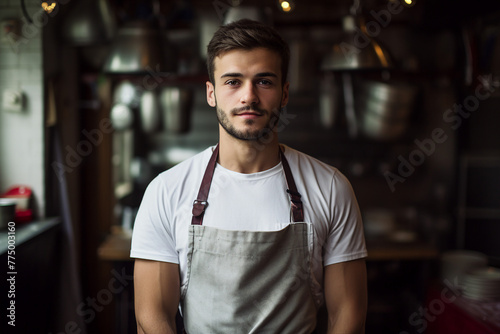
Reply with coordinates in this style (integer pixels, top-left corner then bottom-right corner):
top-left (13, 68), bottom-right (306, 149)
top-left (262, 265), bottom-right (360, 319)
top-left (324, 258), bottom-right (367, 334)
top-left (134, 259), bottom-right (180, 334)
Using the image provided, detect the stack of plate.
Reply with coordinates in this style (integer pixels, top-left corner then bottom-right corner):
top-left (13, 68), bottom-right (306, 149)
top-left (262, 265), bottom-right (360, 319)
top-left (462, 267), bottom-right (500, 301)
top-left (440, 250), bottom-right (488, 289)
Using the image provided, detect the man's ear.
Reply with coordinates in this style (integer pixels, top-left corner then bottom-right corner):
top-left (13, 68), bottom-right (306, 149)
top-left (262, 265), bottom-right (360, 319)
top-left (206, 81), bottom-right (216, 107)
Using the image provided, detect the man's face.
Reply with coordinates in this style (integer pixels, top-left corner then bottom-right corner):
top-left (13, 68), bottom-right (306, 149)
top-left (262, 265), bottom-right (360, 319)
top-left (206, 47), bottom-right (289, 141)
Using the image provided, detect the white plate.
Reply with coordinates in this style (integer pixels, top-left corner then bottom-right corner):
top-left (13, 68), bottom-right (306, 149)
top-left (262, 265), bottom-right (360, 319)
top-left (462, 293), bottom-right (500, 301)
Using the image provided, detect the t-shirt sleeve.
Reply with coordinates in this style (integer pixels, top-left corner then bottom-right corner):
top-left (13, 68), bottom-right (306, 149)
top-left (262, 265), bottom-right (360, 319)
top-left (130, 176), bottom-right (179, 263)
top-left (323, 171), bottom-right (367, 266)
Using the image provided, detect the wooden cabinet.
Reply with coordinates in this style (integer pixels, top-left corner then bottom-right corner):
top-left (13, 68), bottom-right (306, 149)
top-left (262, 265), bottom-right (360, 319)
top-left (0, 219), bottom-right (61, 333)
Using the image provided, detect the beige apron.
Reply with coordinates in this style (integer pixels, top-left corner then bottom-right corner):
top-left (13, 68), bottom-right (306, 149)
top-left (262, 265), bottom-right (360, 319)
top-left (180, 144), bottom-right (318, 334)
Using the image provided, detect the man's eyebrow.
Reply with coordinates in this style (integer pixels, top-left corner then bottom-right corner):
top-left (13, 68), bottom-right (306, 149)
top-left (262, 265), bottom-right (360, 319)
top-left (220, 72), bottom-right (242, 79)
top-left (219, 72), bottom-right (278, 79)
top-left (255, 72), bottom-right (278, 78)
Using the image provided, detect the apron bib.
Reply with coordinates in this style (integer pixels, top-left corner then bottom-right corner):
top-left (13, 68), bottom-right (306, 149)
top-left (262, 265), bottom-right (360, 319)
top-left (180, 145), bottom-right (318, 334)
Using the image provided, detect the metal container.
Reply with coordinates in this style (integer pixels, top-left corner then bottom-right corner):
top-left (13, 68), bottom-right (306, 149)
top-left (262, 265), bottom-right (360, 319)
top-left (140, 90), bottom-right (160, 134)
top-left (159, 87), bottom-right (193, 134)
top-left (319, 73), bottom-right (340, 128)
top-left (103, 21), bottom-right (168, 74)
top-left (62, 0), bottom-right (116, 46)
top-left (357, 80), bottom-right (418, 109)
top-left (321, 15), bottom-right (392, 71)
top-left (0, 198), bottom-right (16, 230)
top-left (223, 6), bottom-right (271, 25)
top-left (361, 109), bottom-right (408, 141)
top-left (110, 103), bottom-right (134, 130)
top-left (355, 80), bottom-right (418, 140)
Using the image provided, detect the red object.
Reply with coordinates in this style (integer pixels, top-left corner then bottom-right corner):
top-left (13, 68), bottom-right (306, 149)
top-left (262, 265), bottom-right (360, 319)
top-left (425, 284), bottom-right (500, 334)
top-left (15, 209), bottom-right (33, 223)
top-left (3, 185), bottom-right (32, 200)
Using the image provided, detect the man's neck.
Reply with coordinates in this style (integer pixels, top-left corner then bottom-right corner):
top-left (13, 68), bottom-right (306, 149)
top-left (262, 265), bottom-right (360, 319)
top-left (218, 131), bottom-right (280, 174)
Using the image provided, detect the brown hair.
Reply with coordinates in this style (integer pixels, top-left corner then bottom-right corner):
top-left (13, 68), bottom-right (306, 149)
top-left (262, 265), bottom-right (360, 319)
top-left (206, 19), bottom-right (290, 86)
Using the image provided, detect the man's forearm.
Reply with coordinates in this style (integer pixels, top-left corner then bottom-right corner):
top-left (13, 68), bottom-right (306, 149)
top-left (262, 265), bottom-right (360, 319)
top-left (324, 260), bottom-right (367, 334)
top-left (134, 260), bottom-right (180, 334)
top-left (137, 318), bottom-right (176, 334)
top-left (327, 308), bottom-right (365, 334)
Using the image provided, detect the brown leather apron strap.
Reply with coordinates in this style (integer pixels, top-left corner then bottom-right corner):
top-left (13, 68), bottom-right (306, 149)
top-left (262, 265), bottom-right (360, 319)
top-left (279, 147), bottom-right (304, 222)
top-left (191, 144), bottom-right (304, 225)
top-left (191, 144), bottom-right (219, 225)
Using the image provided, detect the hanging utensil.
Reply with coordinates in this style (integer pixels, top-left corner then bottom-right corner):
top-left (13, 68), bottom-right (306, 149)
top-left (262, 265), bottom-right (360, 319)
top-left (342, 72), bottom-right (358, 138)
top-left (110, 103), bottom-right (134, 130)
top-left (159, 87), bottom-right (193, 134)
top-left (140, 90), bottom-right (160, 134)
top-left (319, 72), bottom-right (340, 128)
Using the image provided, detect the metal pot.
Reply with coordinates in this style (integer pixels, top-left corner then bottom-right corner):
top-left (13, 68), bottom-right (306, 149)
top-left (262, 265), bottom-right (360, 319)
top-left (103, 21), bottom-right (168, 74)
top-left (355, 80), bottom-right (418, 140)
top-left (0, 198), bottom-right (16, 230)
top-left (358, 80), bottom-right (417, 108)
top-left (62, 0), bottom-right (116, 46)
top-left (321, 15), bottom-right (392, 71)
top-left (361, 110), bottom-right (408, 141)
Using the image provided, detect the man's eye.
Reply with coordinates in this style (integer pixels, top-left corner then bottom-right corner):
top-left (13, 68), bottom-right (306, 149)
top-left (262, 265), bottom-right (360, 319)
top-left (225, 80), bottom-right (239, 86)
top-left (258, 79), bottom-right (273, 85)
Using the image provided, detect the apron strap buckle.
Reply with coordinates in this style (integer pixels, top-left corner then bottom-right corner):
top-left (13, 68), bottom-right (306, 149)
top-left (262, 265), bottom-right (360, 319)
top-left (286, 189), bottom-right (302, 201)
top-left (281, 147), bottom-right (304, 222)
top-left (192, 200), bottom-right (208, 217)
top-left (287, 189), bottom-right (304, 222)
top-left (191, 144), bottom-right (219, 226)
top-left (291, 202), bottom-right (304, 223)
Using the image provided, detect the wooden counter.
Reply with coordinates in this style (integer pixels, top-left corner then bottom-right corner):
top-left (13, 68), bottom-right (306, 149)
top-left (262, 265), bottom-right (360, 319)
top-left (366, 239), bottom-right (439, 261)
top-left (97, 226), bottom-right (133, 261)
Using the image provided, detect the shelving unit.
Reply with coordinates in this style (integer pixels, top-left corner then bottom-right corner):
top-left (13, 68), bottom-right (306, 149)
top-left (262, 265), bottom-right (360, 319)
top-left (457, 154), bottom-right (500, 265)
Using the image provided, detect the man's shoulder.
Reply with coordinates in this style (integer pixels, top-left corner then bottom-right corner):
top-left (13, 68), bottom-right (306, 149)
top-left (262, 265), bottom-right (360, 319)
top-left (281, 144), bottom-right (357, 194)
top-left (281, 144), bottom-right (339, 176)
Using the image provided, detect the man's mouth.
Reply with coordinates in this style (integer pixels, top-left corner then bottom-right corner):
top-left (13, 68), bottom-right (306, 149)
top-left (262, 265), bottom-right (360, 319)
top-left (237, 111), bottom-right (262, 119)
top-left (233, 107), bottom-right (265, 118)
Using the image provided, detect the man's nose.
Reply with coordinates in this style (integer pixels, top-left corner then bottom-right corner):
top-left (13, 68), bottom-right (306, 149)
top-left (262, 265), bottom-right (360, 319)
top-left (240, 82), bottom-right (259, 105)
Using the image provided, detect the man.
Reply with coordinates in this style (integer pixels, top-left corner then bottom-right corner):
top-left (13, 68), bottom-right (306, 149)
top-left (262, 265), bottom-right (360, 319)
top-left (131, 19), bottom-right (367, 334)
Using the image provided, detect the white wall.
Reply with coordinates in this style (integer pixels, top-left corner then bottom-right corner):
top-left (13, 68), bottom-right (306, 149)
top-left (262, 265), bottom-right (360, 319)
top-left (0, 0), bottom-right (45, 217)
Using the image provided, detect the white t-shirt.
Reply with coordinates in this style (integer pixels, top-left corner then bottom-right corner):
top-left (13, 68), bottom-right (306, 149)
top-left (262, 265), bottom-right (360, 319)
top-left (131, 144), bottom-right (367, 302)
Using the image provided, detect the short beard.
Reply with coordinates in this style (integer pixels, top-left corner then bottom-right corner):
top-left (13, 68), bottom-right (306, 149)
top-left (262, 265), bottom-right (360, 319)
top-left (216, 105), bottom-right (281, 141)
